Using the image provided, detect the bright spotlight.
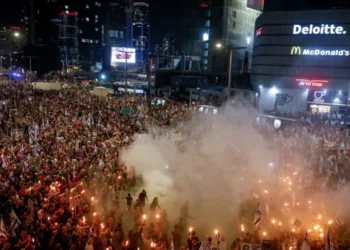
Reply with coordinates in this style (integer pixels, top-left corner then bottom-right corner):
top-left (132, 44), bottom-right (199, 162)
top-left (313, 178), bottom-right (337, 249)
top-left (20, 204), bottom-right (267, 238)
top-left (216, 43), bottom-right (222, 49)
top-left (334, 97), bottom-right (340, 103)
top-left (100, 74), bottom-right (106, 80)
top-left (270, 87), bottom-right (278, 94)
top-left (246, 36), bottom-right (251, 45)
top-left (13, 32), bottom-right (20, 37)
top-left (259, 85), bottom-right (262, 89)
top-left (203, 33), bottom-right (209, 42)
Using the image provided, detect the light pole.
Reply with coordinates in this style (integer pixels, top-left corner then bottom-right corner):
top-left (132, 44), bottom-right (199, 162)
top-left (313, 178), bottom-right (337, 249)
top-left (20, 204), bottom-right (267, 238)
top-left (116, 49), bottom-right (135, 94)
top-left (216, 43), bottom-right (247, 100)
top-left (10, 32), bottom-right (21, 69)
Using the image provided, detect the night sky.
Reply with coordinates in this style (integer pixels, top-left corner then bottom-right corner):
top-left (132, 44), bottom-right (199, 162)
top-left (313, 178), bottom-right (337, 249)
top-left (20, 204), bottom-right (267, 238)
top-left (0, 0), bottom-right (190, 48)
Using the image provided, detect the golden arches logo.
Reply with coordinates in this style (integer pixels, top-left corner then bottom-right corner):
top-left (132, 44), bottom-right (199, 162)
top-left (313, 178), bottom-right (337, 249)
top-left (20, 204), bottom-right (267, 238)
top-left (291, 46), bottom-right (301, 55)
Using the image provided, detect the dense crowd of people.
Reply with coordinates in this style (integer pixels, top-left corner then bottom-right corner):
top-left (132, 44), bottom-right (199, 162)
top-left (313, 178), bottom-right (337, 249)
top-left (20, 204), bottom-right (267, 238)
top-left (1, 81), bottom-right (350, 250)
top-left (0, 82), bottom-right (193, 250)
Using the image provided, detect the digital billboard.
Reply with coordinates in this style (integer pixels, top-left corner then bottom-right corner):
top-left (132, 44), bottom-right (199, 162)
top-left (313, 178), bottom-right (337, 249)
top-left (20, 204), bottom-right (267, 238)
top-left (247, 0), bottom-right (264, 11)
top-left (111, 47), bottom-right (136, 66)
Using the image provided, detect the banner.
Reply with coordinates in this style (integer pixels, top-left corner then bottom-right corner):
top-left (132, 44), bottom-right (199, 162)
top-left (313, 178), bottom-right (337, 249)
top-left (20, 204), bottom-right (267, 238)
top-left (240, 243), bottom-right (262, 250)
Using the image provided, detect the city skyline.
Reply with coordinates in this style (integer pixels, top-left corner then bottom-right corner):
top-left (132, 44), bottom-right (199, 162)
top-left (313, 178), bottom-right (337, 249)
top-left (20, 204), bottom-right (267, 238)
top-left (0, 0), bottom-right (188, 49)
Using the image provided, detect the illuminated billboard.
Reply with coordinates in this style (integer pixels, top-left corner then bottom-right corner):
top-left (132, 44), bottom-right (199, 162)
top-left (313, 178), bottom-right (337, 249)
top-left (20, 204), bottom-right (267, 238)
top-left (111, 47), bottom-right (136, 66)
top-left (247, 0), bottom-right (264, 11)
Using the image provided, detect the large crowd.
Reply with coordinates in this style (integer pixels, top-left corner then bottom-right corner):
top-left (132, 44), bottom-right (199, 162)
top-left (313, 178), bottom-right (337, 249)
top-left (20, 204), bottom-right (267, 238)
top-left (0, 82), bottom-right (192, 250)
top-left (0, 82), bottom-right (350, 250)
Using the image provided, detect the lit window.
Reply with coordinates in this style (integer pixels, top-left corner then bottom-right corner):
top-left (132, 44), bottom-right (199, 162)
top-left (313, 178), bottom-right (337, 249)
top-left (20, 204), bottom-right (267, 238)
top-left (204, 43), bottom-right (209, 49)
top-left (37, 10), bottom-right (40, 14)
top-left (95, 2), bottom-right (101, 6)
top-left (86, 4), bottom-right (89, 9)
top-left (65, 10), bottom-right (69, 14)
top-left (95, 40), bottom-right (99, 43)
top-left (82, 39), bottom-right (87, 43)
top-left (65, 5), bottom-right (69, 9)
top-left (79, 30), bottom-right (83, 34)
top-left (85, 17), bottom-right (89, 22)
top-left (95, 27), bottom-right (99, 31)
top-left (90, 40), bottom-right (93, 43)
top-left (95, 15), bottom-right (98, 19)
top-left (205, 20), bottom-right (210, 28)
top-left (95, 19), bottom-right (98, 23)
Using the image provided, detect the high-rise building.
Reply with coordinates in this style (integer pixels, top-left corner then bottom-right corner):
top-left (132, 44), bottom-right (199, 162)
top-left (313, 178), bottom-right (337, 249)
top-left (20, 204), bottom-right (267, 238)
top-left (208, 0), bottom-right (262, 72)
top-left (133, 1), bottom-right (150, 65)
top-left (103, 0), bottom-right (130, 69)
top-left (76, 0), bottom-right (104, 70)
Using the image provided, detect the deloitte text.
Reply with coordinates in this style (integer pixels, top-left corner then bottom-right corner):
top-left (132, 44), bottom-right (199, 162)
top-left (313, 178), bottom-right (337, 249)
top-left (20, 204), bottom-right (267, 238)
top-left (290, 46), bottom-right (350, 56)
top-left (293, 24), bottom-right (346, 35)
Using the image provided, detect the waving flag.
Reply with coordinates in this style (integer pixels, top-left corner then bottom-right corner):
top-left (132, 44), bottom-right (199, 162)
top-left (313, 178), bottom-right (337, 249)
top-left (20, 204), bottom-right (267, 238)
top-left (2, 155), bottom-right (8, 168)
top-left (29, 129), bottom-right (36, 144)
top-left (10, 209), bottom-right (21, 236)
top-left (98, 159), bottom-right (105, 170)
top-left (254, 200), bottom-right (262, 228)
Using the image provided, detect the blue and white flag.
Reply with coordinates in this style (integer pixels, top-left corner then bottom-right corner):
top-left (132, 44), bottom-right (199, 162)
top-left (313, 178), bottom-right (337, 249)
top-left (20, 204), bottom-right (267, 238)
top-left (253, 200), bottom-right (262, 228)
top-left (22, 161), bottom-right (29, 173)
top-left (94, 145), bottom-right (98, 154)
top-left (45, 120), bottom-right (50, 129)
top-left (33, 123), bottom-right (39, 138)
top-left (98, 111), bottom-right (102, 125)
top-left (10, 209), bottom-right (21, 236)
top-left (2, 155), bottom-right (8, 168)
top-left (33, 143), bottom-right (40, 157)
top-left (326, 227), bottom-right (333, 250)
top-left (98, 159), bottom-right (105, 170)
top-left (29, 129), bottom-right (36, 144)
top-left (19, 144), bottom-right (24, 159)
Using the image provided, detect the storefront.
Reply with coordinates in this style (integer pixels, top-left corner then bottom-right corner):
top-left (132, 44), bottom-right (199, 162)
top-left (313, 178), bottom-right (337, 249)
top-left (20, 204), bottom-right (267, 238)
top-left (251, 9), bottom-right (350, 113)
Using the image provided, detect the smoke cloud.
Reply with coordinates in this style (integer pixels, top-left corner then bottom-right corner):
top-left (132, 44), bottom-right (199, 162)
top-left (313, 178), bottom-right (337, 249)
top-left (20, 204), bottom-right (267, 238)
top-left (121, 103), bottom-right (349, 242)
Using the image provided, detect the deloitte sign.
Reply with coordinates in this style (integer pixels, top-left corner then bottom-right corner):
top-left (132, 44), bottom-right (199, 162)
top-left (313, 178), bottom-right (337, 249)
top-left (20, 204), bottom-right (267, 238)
top-left (293, 24), bottom-right (347, 35)
top-left (291, 46), bottom-right (350, 56)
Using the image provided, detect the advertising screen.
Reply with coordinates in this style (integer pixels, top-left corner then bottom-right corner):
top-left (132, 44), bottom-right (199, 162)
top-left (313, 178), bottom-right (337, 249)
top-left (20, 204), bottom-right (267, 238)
top-left (247, 0), bottom-right (264, 11)
top-left (111, 47), bottom-right (136, 66)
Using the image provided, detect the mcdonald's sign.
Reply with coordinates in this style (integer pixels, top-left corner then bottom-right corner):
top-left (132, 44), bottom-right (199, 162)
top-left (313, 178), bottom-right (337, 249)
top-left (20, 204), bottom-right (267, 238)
top-left (291, 46), bottom-right (301, 55)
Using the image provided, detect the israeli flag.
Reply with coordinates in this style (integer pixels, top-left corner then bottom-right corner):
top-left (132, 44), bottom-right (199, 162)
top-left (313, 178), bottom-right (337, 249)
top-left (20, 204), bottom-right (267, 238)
top-left (253, 200), bottom-right (262, 228)
top-left (2, 155), bottom-right (8, 168)
top-left (10, 209), bottom-right (21, 236)
top-left (98, 159), bottom-right (105, 170)
top-left (29, 129), bottom-right (36, 144)
top-left (33, 123), bottom-right (39, 138)
top-left (98, 111), bottom-right (102, 125)
top-left (33, 143), bottom-right (40, 157)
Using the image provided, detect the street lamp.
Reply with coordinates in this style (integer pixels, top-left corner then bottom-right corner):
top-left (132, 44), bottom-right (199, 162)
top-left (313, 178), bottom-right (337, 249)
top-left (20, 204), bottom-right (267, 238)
top-left (116, 49), bottom-right (135, 94)
top-left (216, 43), bottom-right (247, 100)
top-left (246, 35), bottom-right (251, 45)
top-left (13, 32), bottom-right (20, 38)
